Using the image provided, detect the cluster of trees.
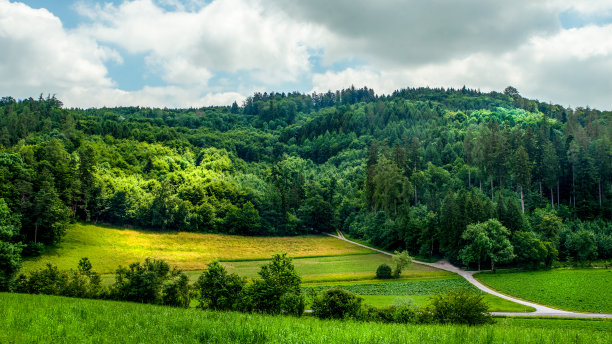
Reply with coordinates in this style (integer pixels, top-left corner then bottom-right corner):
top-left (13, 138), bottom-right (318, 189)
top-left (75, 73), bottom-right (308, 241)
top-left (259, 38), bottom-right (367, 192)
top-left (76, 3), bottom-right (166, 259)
top-left (0, 86), bottom-right (610, 283)
top-left (14, 254), bottom-right (304, 315)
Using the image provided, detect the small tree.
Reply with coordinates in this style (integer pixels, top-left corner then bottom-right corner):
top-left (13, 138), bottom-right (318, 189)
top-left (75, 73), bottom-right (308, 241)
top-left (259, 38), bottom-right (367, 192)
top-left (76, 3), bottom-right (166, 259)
top-left (392, 251), bottom-right (412, 278)
top-left (242, 253), bottom-right (304, 315)
top-left (195, 261), bottom-right (245, 310)
top-left (376, 264), bottom-right (392, 279)
top-left (459, 224), bottom-right (491, 271)
top-left (460, 219), bottom-right (514, 272)
top-left (311, 287), bottom-right (363, 319)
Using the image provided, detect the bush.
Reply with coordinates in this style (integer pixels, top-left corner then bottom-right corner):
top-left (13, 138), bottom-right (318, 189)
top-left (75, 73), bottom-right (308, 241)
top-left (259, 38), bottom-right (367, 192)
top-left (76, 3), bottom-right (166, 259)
top-left (375, 264), bottom-right (392, 279)
top-left (239, 253), bottom-right (304, 316)
top-left (428, 288), bottom-right (493, 325)
top-left (312, 287), bottom-right (363, 319)
top-left (111, 258), bottom-right (189, 305)
top-left (162, 272), bottom-right (191, 308)
top-left (195, 261), bottom-right (245, 310)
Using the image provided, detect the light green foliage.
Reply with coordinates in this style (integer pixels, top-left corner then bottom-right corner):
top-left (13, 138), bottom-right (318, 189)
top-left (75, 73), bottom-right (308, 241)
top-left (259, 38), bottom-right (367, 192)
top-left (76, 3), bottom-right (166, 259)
top-left (391, 250), bottom-right (412, 277)
top-left (460, 219), bottom-right (514, 272)
top-left (459, 223), bottom-right (491, 271)
top-left (2, 293), bottom-right (610, 344)
top-left (22, 224), bottom-right (371, 274)
top-left (476, 268), bottom-right (612, 313)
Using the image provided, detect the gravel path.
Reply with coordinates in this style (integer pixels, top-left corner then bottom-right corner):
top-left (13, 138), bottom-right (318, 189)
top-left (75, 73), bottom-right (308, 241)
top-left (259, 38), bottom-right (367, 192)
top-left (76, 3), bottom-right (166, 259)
top-left (326, 232), bottom-right (612, 318)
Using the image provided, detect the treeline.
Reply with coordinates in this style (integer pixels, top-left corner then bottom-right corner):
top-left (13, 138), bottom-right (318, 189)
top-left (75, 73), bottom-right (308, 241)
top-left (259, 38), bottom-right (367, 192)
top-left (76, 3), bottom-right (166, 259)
top-left (0, 86), bottom-right (610, 283)
top-left (14, 254), bottom-right (492, 326)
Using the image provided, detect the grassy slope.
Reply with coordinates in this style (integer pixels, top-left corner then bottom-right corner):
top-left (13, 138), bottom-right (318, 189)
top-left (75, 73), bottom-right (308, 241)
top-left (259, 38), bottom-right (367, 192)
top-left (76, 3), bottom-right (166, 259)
top-left (1, 293), bottom-right (610, 344)
top-left (475, 269), bottom-right (612, 313)
top-left (218, 254), bottom-right (452, 282)
top-left (22, 223), bottom-right (372, 273)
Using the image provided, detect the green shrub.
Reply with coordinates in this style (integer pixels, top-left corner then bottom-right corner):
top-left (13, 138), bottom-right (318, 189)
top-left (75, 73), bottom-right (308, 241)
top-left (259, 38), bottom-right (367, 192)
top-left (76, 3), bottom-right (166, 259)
top-left (312, 287), bottom-right (363, 319)
top-left (428, 288), bottom-right (493, 325)
top-left (195, 261), bottom-right (245, 310)
top-left (375, 264), bottom-right (392, 279)
top-left (239, 253), bottom-right (304, 316)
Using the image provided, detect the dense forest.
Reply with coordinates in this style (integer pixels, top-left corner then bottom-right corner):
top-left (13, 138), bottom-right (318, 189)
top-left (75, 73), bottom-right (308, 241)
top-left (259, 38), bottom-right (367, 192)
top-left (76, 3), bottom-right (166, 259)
top-left (0, 86), bottom-right (611, 286)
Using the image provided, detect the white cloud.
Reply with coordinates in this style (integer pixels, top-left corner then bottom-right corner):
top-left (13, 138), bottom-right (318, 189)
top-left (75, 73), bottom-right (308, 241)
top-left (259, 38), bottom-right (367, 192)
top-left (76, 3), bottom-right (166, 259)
top-left (1, 0), bottom-right (611, 109)
top-left (0, 0), bottom-right (116, 99)
top-left (76, 0), bottom-right (323, 86)
top-left (312, 24), bottom-right (612, 109)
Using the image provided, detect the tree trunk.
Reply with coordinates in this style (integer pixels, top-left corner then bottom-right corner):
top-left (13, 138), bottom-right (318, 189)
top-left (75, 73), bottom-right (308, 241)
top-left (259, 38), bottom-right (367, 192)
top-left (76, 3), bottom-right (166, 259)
top-left (550, 187), bottom-right (554, 208)
top-left (34, 223), bottom-right (38, 244)
top-left (478, 260), bottom-right (480, 272)
top-left (480, 180), bottom-right (482, 192)
top-left (557, 180), bottom-right (560, 206)
top-left (490, 177), bottom-right (494, 200)
top-left (468, 166), bottom-right (471, 188)
top-left (491, 259), bottom-right (495, 273)
top-left (414, 187), bottom-right (418, 205)
top-left (520, 185), bottom-right (525, 213)
top-left (539, 181), bottom-right (542, 197)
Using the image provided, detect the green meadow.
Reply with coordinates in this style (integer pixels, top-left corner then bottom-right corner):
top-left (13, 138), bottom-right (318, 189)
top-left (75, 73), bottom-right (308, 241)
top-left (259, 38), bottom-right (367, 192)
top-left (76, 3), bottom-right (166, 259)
top-left (1, 293), bottom-right (609, 344)
top-left (21, 223), bottom-right (372, 274)
top-left (475, 269), bottom-right (612, 313)
top-left (20, 224), bottom-right (536, 313)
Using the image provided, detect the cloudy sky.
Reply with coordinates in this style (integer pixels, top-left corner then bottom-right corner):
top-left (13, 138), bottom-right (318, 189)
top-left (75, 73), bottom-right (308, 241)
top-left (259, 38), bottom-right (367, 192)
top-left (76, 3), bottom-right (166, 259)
top-left (1, 0), bottom-right (611, 109)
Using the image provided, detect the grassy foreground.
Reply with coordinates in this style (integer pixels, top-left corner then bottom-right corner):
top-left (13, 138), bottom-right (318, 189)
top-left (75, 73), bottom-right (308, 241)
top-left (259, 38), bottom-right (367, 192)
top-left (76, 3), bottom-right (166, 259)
top-left (1, 293), bottom-right (610, 344)
top-left (22, 223), bottom-right (371, 273)
top-left (476, 268), bottom-right (612, 313)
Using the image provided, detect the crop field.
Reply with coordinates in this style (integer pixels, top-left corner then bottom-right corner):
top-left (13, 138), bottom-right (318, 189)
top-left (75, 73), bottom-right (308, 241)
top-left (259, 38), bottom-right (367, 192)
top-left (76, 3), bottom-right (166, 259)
top-left (306, 277), bottom-right (536, 313)
top-left (1, 293), bottom-right (609, 344)
top-left (21, 224), bottom-right (372, 274)
top-left (475, 268), bottom-right (612, 313)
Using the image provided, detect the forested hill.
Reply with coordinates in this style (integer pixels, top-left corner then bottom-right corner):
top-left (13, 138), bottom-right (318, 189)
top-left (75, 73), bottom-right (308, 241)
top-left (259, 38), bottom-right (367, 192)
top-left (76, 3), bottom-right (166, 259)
top-left (0, 86), bottom-right (610, 268)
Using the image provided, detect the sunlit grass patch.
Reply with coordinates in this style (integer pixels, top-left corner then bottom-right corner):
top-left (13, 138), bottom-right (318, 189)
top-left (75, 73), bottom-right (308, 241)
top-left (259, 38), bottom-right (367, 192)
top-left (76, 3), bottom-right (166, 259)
top-left (22, 223), bottom-right (372, 274)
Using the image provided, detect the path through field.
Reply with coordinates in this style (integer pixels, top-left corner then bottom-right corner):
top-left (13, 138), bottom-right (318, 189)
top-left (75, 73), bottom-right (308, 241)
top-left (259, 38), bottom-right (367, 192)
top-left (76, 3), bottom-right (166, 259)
top-left (326, 232), bottom-right (612, 318)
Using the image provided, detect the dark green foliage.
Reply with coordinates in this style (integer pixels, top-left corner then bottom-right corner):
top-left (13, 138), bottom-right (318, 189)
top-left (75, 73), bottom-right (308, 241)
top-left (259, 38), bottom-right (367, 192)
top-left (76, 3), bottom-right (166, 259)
top-left (195, 261), bottom-right (245, 310)
top-left (0, 87), bottom-right (610, 271)
top-left (428, 288), bottom-right (493, 325)
top-left (311, 287), bottom-right (363, 319)
top-left (240, 253), bottom-right (304, 315)
top-left (375, 264), bottom-right (392, 279)
top-left (0, 198), bottom-right (22, 291)
top-left (111, 258), bottom-right (190, 305)
top-left (162, 273), bottom-right (191, 308)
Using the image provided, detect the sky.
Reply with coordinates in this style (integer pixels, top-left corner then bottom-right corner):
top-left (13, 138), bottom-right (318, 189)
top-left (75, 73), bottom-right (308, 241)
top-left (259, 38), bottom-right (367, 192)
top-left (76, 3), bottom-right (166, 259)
top-left (1, 0), bottom-right (612, 109)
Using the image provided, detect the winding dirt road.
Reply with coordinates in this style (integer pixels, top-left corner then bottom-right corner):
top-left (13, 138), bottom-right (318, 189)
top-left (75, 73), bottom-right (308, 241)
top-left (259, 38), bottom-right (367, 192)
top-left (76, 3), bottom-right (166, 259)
top-left (328, 231), bottom-right (612, 318)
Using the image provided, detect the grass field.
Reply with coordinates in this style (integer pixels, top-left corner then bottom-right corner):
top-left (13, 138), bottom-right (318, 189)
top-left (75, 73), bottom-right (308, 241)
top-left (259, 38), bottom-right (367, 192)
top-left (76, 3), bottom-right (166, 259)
top-left (1, 293), bottom-right (609, 344)
top-left (22, 224), bottom-right (372, 274)
top-left (216, 254), bottom-right (453, 282)
top-left (475, 268), bottom-right (612, 313)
